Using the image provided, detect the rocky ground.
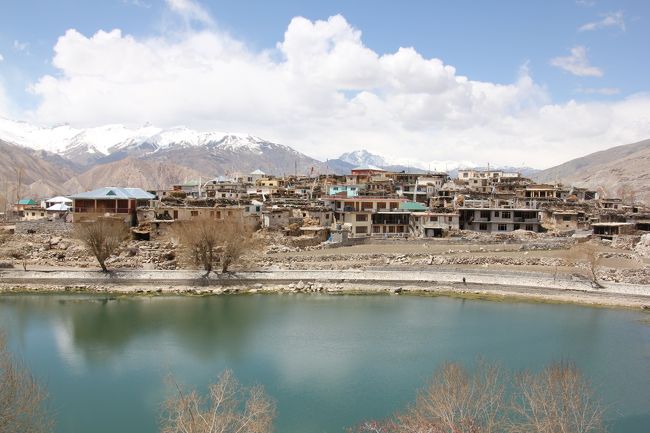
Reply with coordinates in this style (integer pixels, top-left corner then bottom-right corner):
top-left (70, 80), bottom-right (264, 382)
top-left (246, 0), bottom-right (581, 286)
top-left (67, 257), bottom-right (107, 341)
top-left (0, 229), bottom-right (648, 285)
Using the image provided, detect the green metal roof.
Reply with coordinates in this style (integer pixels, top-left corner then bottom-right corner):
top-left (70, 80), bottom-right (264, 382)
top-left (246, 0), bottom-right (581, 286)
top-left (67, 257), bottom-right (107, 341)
top-left (399, 201), bottom-right (427, 211)
top-left (70, 187), bottom-right (155, 200)
top-left (18, 199), bottom-right (37, 205)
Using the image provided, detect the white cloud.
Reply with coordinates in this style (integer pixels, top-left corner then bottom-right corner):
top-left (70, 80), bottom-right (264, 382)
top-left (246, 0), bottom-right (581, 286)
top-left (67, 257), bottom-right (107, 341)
top-left (123, 0), bottom-right (151, 8)
top-left (576, 87), bottom-right (620, 95)
top-left (0, 53), bottom-right (3, 62)
top-left (13, 40), bottom-right (29, 52)
top-left (0, 81), bottom-right (11, 117)
top-left (165, 0), bottom-right (213, 26)
top-left (550, 46), bottom-right (603, 77)
top-left (579, 11), bottom-right (625, 32)
top-left (23, 11), bottom-right (650, 169)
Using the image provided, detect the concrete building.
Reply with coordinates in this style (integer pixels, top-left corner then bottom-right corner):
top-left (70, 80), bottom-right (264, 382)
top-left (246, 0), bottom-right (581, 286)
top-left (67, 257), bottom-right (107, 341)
top-left (410, 212), bottom-right (460, 237)
top-left (592, 222), bottom-right (635, 239)
top-left (459, 208), bottom-right (541, 232)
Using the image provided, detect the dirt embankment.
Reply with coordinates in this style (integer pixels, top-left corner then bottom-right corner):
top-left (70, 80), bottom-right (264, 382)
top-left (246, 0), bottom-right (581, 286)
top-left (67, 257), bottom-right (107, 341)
top-left (0, 229), bottom-right (648, 308)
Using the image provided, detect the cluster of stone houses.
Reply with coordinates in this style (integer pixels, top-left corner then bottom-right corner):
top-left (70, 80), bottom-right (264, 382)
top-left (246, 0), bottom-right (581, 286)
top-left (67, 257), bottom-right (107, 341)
top-left (9, 166), bottom-right (649, 242)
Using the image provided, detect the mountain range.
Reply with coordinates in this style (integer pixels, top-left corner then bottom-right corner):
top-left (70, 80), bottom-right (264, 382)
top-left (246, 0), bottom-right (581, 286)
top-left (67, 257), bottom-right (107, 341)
top-left (535, 138), bottom-right (650, 204)
top-left (0, 118), bottom-right (648, 205)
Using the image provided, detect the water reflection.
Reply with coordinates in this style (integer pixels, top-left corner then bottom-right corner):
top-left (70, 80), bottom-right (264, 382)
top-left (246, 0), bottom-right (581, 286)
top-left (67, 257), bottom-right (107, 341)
top-left (1, 295), bottom-right (272, 363)
top-left (0, 294), bottom-right (649, 433)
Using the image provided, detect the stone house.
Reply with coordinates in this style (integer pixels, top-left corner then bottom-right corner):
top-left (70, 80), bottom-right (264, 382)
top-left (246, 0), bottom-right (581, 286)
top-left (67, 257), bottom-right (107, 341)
top-left (70, 187), bottom-right (155, 225)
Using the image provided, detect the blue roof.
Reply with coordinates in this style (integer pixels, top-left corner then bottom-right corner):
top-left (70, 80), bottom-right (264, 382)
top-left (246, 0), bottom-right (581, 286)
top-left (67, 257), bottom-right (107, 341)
top-left (18, 199), bottom-right (38, 205)
top-left (70, 187), bottom-right (155, 200)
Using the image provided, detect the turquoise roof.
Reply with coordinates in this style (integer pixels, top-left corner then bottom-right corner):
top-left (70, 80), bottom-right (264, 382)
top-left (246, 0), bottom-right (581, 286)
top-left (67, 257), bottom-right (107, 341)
top-left (399, 201), bottom-right (427, 211)
top-left (70, 187), bottom-right (155, 200)
top-left (18, 199), bottom-right (37, 205)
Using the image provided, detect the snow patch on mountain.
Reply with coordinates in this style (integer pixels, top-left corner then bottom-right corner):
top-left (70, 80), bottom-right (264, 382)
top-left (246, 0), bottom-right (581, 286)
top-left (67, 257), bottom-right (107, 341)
top-left (338, 150), bottom-right (389, 167)
top-left (0, 117), bottom-right (285, 157)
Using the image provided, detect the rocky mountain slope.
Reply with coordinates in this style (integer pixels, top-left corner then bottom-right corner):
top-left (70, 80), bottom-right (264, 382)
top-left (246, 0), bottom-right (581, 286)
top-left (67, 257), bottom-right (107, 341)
top-left (535, 139), bottom-right (650, 203)
top-left (0, 140), bottom-right (80, 199)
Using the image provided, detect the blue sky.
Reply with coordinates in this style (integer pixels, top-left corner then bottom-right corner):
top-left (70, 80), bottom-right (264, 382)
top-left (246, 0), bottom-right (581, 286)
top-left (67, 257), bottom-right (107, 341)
top-left (0, 0), bottom-right (649, 167)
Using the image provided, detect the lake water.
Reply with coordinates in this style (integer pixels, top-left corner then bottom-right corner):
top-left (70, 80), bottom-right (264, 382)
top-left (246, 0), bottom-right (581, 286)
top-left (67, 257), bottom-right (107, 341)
top-left (1, 294), bottom-right (649, 433)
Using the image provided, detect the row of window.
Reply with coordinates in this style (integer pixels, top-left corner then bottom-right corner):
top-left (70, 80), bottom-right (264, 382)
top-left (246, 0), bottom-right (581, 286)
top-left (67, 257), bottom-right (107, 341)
top-left (478, 223), bottom-right (535, 231)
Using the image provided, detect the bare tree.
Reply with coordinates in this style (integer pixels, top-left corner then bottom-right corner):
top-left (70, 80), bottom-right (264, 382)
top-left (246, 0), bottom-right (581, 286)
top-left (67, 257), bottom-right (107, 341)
top-left (0, 332), bottom-right (53, 433)
top-left (173, 218), bottom-right (221, 276)
top-left (219, 219), bottom-right (255, 273)
top-left (74, 217), bottom-right (129, 272)
top-left (351, 362), bottom-right (607, 433)
top-left (174, 217), bottom-right (255, 276)
top-left (353, 361), bottom-right (506, 433)
top-left (161, 369), bottom-right (275, 433)
top-left (617, 184), bottom-right (636, 206)
top-left (568, 242), bottom-right (604, 288)
top-left (509, 362), bottom-right (607, 433)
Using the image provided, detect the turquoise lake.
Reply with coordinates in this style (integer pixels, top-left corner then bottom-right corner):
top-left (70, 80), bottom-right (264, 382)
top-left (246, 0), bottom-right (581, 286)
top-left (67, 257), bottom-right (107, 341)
top-left (1, 294), bottom-right (649, 432)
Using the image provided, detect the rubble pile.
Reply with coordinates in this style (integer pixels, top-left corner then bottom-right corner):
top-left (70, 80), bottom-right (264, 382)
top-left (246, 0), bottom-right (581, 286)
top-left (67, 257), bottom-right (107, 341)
top-left (0, 233), bottom-right (181, 270)
top-left (256, 253), bottom-right (570, 270)
top-left (634, 234), bottom-right (650, 258)
top-left (611, 235), bottom-right (642, 251)
top-left (599, 268), bottom-right (650, 285)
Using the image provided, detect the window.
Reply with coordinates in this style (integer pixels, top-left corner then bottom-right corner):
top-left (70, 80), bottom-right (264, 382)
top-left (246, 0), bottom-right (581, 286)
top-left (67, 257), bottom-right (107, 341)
top-left (498, 224), bottom-right (507, 231)
top-left (356, 214), bottom-right (368, 222)
top-left (514, 224), bottom-right (520, 230)
top-left (448, 216), bottom-right (453, 222)
top-left (190, 211), bottom-right (199, 217)
top-left (355, 226), bottom-right (368, 234)
top-left (479, 223), bottom-right (488, 231)
top-left (480, 211), bottom-right (490, 219)
top-left (526, 224), bottom-right (534, 231)
top-left (494, 211), bottom-right (500, 217)
top-left (501, 211), bottom-right (511, 219)
top-left (562, 215), bottom-right (572, 221)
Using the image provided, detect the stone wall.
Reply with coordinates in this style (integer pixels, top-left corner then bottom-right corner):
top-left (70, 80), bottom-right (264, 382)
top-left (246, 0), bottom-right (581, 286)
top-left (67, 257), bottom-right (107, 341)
top-left (15, 219), bottom-right (73, 236)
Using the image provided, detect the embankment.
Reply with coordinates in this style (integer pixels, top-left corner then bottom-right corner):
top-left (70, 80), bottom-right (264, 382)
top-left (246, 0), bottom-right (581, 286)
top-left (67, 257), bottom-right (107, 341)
top-left (1, 268), bottom-right (649, 310)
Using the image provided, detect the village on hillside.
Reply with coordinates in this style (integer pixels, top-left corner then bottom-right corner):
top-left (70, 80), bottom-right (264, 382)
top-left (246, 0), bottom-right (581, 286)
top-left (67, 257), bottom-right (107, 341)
top-left (1, 165), bottom-right (649, 289)
top-left (3, 165), bottom-right (648, 238)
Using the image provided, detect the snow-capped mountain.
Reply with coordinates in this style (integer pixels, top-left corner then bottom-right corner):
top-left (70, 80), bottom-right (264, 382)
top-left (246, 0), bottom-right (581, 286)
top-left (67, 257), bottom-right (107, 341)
top-left (0, 117), bottom-right (318, 170)
top-left (0, 117), bottom-right (330, 194)
top-left (338, 150), bottom-right (389, 168)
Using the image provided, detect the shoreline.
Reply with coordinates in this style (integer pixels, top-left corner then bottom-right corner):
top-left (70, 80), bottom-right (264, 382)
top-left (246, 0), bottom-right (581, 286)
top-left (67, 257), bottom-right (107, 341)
top-left (1, 268), bottom-right (649, 310)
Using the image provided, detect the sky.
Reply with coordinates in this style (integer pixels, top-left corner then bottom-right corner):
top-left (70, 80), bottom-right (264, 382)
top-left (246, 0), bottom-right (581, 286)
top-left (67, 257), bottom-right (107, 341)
top-left (0, 0), bottom-right (649, 169)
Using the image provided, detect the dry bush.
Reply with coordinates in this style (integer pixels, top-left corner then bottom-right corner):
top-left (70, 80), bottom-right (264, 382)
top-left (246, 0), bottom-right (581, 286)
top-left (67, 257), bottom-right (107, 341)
top-left (509, 362), bottom-right (607, 433)
top-left (352, 362), bottom-right (607, 433)
top-left (353, 361), bottom-right (506, 433)
top-left (400, 361), bottom-right (505, 433)
top-left (161, 369), bottom-right (275, 433)
top-left (0, 332), bottom-right (52, 433)
top-left (568, 242), bottom-right (604, 288)
top-left (74, 217), bottom-right (129, 272)
top-left (174, 217), bottom-right (255, 276)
